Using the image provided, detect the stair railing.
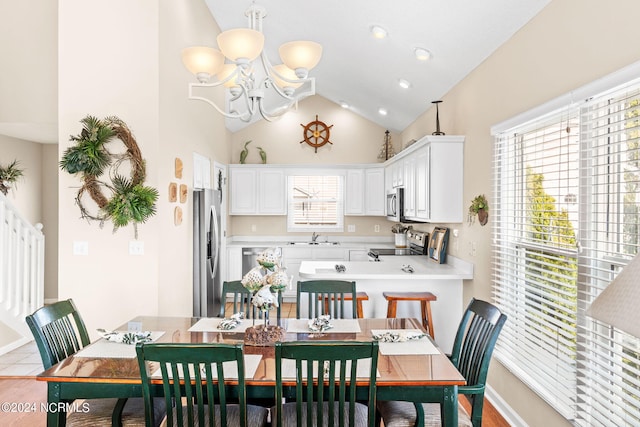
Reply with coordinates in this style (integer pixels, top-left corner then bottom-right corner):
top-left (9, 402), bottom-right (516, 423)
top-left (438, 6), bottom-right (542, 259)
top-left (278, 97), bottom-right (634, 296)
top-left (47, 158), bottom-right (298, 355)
top-left (0, 193), bottom-right (44, 337)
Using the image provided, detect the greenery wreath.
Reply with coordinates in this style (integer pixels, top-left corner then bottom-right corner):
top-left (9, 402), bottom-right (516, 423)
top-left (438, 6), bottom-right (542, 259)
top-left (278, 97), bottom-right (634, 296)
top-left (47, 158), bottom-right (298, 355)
top-left (60, 115), bottom-right (159, 237)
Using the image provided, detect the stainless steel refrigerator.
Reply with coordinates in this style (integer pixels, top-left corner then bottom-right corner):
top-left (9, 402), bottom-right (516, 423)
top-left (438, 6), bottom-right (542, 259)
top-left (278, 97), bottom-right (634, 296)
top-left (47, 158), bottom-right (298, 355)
top-left (193, 189), bottom-right (222, 317)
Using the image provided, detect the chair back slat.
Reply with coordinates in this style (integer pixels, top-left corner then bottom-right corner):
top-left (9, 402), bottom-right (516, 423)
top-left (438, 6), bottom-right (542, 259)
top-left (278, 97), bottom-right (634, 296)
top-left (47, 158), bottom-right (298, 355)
top-left (275, 341), bottom-right (379, 427)
top-left (220, 280), bottom-right (283, 322)
top-left (297, 280), bottom-right (358, 319)
top-left (136, 343), bottom-right (247, 427)
top-left (25, 299), bottom-right (91, 369)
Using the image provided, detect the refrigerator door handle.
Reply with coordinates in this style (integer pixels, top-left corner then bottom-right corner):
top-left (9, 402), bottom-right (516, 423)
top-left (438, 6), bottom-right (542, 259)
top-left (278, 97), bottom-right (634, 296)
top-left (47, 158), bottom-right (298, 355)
top-left (210, 205), bottom-right (220, 277)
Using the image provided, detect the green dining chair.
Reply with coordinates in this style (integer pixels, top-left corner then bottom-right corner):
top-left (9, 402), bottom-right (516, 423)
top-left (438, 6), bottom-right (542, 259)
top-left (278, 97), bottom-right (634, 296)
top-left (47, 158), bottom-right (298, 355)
top-left (272, 340), bottom-right (379, 427)
top-left (220, 280), bottom-right (283, 323)
top-left (376, 298), bottom-right (507, 427)
top-left (296, 280), bottom-right (358, 319)
top-left (219, 280), bottom-right (255, 318)
top-left (136, 342), bottom-right (268, 427)
top-left (25, 299), bottom-right (165, 426)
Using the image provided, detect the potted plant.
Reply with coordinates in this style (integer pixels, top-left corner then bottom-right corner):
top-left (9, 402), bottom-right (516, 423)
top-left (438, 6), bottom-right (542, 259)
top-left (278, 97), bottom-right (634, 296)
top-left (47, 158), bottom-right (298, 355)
top-left (469, 194), bottom-right (489, 226)
top-left (0, 160), bottom-right (24, 195)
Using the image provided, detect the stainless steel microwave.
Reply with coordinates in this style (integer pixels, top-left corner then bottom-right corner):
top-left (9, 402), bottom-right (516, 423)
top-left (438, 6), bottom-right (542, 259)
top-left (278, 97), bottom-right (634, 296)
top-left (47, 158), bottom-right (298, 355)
top-left (386, 188), bottom-right (406, 222)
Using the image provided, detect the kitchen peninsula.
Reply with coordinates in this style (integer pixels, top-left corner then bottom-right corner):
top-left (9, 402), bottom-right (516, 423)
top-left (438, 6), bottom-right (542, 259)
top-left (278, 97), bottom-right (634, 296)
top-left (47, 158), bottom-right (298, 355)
top-left (298, 256), bottom-right (473, 352)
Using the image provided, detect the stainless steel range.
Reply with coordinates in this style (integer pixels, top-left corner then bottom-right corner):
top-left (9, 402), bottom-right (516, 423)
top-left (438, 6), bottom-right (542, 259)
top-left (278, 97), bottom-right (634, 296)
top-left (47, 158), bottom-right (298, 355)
top-left (368, 230), bottom-right (429, 261)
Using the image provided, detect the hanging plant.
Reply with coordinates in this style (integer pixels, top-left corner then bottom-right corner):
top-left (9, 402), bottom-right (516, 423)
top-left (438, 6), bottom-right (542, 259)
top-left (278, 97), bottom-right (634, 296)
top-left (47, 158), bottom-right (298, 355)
top-left (468, 194), bottom-right (489, 226)
top-left (0, 160), bottom-right (25, 195)
top-left (60, 115), bottom-right (158, 237)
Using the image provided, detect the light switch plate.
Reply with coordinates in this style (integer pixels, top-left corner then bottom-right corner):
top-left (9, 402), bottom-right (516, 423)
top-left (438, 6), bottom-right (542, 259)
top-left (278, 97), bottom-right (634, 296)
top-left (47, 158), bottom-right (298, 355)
top-left (129, 240), bottom-right (144, 255)
top-left (73, 241), bottom-right (89, 256)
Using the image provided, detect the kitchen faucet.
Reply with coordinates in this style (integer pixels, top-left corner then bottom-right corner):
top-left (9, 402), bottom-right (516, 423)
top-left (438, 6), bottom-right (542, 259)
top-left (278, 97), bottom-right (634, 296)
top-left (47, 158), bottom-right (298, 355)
top-left (311, 231), bottom-right (319, 242)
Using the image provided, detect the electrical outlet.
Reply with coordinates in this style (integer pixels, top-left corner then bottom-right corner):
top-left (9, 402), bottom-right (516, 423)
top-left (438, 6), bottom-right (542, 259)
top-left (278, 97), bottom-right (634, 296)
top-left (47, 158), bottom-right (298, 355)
top-left (251, 224), bottom-right (257, 232)
top-left (129, 240), bottom-right (144, 255)
top-left (374, 224), bottom-right (380, 233)
top-left (73, 241), bottom-right (88, 256)
top-left (348, 224), bottom-right (356, 232)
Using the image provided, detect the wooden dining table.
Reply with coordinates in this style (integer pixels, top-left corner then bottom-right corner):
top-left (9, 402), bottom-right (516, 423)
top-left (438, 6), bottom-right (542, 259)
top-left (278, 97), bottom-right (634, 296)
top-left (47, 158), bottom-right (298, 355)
top-left (37, 316), bottom-right (465, 427)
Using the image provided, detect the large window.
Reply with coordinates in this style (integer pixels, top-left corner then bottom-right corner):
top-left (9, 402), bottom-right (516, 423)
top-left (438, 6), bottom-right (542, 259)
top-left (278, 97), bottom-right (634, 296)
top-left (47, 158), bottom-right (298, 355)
top-left (287, 175), bottom-right (344, 232)
top-left (493, 74), bottom-right (640, 425)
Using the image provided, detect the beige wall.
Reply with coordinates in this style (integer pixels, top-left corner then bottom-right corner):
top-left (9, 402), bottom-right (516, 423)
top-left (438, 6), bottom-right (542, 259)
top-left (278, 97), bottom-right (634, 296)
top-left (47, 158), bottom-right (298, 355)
top-left (401, 0), bottom-right (640, 425)
top-left (228, 95), bottom-right (401, 237)
top-left (57, 0), bottom-right (229, 336)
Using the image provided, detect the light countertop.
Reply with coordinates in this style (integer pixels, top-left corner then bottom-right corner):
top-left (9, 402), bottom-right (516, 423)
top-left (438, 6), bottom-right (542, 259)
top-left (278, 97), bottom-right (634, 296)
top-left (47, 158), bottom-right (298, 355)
top-left (298, 255), bottom-right (473, 280)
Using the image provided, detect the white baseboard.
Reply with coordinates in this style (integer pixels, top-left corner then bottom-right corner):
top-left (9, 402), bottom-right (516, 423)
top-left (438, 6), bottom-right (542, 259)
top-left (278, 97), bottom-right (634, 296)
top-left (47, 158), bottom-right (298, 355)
top-left (486, 384), bottom-right (529, 427)
top-left (0, 336), bottom-right (32, 357)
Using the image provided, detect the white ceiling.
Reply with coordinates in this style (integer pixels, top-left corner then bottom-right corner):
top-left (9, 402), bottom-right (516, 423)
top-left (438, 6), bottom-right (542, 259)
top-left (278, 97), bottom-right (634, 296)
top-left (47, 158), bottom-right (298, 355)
top-left (205, 0), bottom-right (550, 133)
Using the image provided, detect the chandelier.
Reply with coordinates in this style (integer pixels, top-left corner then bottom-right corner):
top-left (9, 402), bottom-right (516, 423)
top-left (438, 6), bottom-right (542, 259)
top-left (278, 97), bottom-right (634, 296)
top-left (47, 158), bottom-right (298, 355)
top-left (181, 4), bottom-right (322, 123)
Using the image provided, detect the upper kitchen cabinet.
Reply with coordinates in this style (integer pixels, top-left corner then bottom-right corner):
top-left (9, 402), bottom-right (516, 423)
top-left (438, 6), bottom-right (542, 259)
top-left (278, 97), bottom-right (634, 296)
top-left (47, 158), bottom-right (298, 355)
top-left (385, 136), bottom-right (464, 223)
top-left (345, 167), bottom-right (385, 216)
top-left (229, 165), bottom-right (286, 215)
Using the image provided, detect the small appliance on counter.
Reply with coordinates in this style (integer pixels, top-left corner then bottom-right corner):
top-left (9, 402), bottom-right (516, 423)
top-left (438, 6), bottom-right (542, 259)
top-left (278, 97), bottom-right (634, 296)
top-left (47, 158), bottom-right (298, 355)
top-left (368, 229), bottom-right (429, 261)
top-left (428, 227), bottom-right (450, 264)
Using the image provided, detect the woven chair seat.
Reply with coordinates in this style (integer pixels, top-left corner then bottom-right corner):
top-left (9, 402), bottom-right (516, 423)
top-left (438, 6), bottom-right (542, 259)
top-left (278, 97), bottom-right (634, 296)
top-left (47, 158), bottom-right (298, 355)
top-left (161, 404), bottom-right (268, 427)
top-left (377, 400), bottom-right (472, 427)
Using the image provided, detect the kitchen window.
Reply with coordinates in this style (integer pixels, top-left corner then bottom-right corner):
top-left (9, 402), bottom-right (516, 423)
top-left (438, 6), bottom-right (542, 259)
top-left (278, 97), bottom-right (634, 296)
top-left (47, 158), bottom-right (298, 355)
top-left (493, 70), bottom-right (640, 425)
top-left (287, 175), bottom-right (344, 232)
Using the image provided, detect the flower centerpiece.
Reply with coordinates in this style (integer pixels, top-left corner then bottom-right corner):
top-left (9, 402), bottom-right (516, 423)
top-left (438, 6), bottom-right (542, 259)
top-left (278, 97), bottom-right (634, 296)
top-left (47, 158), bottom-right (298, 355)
top-left (241, 247), bottom-right (290, 345)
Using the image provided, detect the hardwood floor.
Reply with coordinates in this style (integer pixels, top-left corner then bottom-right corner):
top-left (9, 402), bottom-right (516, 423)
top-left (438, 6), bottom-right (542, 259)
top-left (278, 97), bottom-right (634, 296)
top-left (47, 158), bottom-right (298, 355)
top-left (0, 303), bottom-right (511, 426)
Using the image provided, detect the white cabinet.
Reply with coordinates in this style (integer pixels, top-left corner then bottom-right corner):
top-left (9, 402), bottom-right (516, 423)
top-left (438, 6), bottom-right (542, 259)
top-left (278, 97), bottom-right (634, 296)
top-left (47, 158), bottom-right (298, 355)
top-left (384, 135), bottom-right (464, 223)
top-left (365, 168), bottom-right (385, 216)
top-left (345, 169), bottom-right (365, 215)
top-left (226, 247), bottom-right (242, 281)
top-left (415, 146), bottom-right (430, 219)
top-left (229, 166), bottom-right (286, 215)
top-left (345, 167), bottom-right (385, 216)
top-left (403, 156), bottom-right (416, 218)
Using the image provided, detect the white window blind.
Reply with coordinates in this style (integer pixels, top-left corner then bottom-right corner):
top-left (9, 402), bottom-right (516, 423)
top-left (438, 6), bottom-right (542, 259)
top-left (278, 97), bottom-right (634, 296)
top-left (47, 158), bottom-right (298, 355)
top-left (576, 83), bottom-right (640, 426)
top-left (287, 175), bottom-right (344, 232)
top-left (493, 111), bottom-right (580, 417)
top-left (494, 76), bottom-right (640, 426)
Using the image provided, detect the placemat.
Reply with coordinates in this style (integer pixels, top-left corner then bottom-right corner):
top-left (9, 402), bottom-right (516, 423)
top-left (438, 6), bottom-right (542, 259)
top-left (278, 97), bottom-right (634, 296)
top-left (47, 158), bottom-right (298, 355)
top-left (285, 319), bottom-right (361, 333)
top-left (150, 354), bottom-right (262, 380)
top-left (279, 359), bottom-right (378, 379)
top-left (75, 331), bottom-right (165, 359)
top-left (188, 318), bottom-right (255, 333)
top-left (371, 329), bottom-right (440, 355)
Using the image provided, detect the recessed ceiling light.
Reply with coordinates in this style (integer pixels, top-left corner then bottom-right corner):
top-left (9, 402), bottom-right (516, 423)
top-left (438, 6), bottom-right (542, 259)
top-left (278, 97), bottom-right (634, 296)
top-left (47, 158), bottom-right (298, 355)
top-left (414, 47), bottom-right (431, 61)
top-left (339, 100), bottom-right (349, 109)
top-left (370, 25), bottom-right (388, 39)
top-left (398, 79), bottom-right (411, 89)
top-left (378, 107), bottom-right (388, 116)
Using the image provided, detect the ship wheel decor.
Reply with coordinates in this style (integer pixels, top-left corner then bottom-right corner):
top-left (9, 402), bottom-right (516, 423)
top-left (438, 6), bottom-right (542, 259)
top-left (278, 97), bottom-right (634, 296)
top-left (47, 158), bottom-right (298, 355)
top-left (300, 115), bottom-right (334, 152)
top-left (60, 115), bottom-right (159, 238)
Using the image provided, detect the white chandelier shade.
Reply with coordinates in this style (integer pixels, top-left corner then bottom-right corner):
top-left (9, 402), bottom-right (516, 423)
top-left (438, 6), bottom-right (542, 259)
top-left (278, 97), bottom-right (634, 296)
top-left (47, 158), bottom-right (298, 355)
top-left (217, 29), bottom-right (264, 63)
top-left (181, 4), bottom-right (322, 123)
top-left (279, 41), bottom-right (323, 78)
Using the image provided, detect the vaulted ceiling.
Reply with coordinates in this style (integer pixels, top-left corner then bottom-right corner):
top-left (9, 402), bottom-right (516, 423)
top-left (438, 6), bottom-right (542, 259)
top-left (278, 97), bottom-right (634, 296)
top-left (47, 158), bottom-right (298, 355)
top-left (205, 0), bottom-right (550, 133)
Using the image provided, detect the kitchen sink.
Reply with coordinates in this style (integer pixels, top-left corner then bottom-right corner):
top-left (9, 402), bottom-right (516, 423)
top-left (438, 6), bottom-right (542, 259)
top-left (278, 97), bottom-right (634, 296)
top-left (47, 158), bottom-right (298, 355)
top-left (288, 241), bottom-right (340, 246)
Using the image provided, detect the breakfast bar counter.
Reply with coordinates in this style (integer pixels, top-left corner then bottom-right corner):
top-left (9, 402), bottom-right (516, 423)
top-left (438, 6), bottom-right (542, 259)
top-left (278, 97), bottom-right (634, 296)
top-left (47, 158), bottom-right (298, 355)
top-left (298, 255), bottom-right (473, 352)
